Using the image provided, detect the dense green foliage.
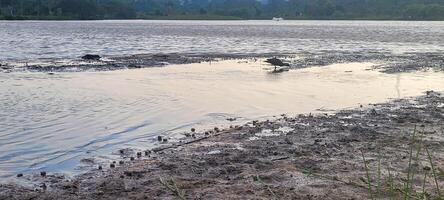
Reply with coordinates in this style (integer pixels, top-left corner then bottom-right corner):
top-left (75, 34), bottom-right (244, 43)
top-left (0, 0), bottom-right (444, 20)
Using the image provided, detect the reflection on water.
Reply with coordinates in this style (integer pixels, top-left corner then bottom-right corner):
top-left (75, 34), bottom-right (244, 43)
top-left (1, 60), bottom-right (444, 180)
top-left (396, 74), bottom-right (401, 98)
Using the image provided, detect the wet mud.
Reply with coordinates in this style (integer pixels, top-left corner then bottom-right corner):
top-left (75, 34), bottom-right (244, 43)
top-left (2, 91), bottom-right (444, 199)
top-left (1, 51), bottom-right (444, 73)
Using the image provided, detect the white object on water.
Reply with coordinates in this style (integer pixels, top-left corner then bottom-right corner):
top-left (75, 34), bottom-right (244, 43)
top-left (272, 17), bottom-right (284, 21)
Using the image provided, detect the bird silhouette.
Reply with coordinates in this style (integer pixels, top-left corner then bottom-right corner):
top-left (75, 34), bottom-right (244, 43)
top-left (265, 57), bottom-right (290, 71)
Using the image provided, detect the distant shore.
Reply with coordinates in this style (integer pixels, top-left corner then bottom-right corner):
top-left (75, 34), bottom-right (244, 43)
top-left (1, 91), bottom-right (443, 199)
top-left (1, 15), bottom-right (444, 21)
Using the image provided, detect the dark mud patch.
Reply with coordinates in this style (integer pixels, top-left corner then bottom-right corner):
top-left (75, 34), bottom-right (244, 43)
top-left (1, 51), bottom-right (444, 73)
top-left (2, 91), bottom-right (444, 199)
top-left (0, 53), bottom-right (288, 73)
top-left (288, 51), bottom-right (444, 73)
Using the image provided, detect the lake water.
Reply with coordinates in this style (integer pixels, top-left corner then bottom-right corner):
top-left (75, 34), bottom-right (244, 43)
top-left (1, 20), bottom-right (444, 181)
top-left (1, 20), bottom-right (444, 61)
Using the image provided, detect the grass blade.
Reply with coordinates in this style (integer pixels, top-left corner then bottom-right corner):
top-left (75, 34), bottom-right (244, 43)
top-left (361, 150), bottom-right (374, 200)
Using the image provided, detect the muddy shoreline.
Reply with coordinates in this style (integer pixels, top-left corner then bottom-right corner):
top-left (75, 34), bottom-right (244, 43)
top-left (1, 51), bottom-right (444, 73)
top-left (1, 91), bottom-right (443, 199)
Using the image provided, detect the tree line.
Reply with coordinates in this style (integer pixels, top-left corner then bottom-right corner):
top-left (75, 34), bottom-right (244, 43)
top-left (1, 0), bottom-right (444, 20)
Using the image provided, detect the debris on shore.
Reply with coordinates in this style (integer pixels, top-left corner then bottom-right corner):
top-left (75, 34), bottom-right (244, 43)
top-left (1, 91), bottom-right (444, 199)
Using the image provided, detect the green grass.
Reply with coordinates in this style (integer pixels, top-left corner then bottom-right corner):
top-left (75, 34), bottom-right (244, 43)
top-left (159, 177), bottom-right (186, 200)
top-left (253, 175), bottom-right (281, 200)
top-left (361, 127), bottom-right (443, 200)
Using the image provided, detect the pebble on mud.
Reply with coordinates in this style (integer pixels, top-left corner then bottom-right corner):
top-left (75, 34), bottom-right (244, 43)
top-left (41, 183), bottom-right (47, 190)
top-left (16, 173), bottom-right (23, 178)
top-left (137, 152), bottom-right (142, 157)
top-left (191, 128), bottom-right (196, 132)
top-left (124, 171), bottom-right (132, 177)
top-left (157, 136), bottom-right (162, 141)
top-left (163, 139), bottom-right (168, 143)
top-left (130, 157), bottom-right (135, 161)
top-left (110, 163), bottom-right (116, 168)
top-left (98, 165), bottom-right (102, 170)
top-left (119, 160), bottom-right (124, 165)
top-left (40, 171), bottom-right (46, 177)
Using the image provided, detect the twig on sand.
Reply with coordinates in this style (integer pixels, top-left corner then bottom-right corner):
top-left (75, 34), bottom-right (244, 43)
top-left (271, 156), bottom-right (290, 161)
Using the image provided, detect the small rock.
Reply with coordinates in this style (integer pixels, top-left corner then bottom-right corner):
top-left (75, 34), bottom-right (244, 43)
top-left (17, 173), bottom-right (23, 178)
top-left (110, 163), bottom-right (116, 168)
top-left (130, 157), bottom-right (135, 161)
top-left (119, 160), bottom-right (124, 165)
top-left (144, 151), bottom-right (151, 156)
top-left (226, 118), bottom-right (236, 121)
top-left (40, 171), bottom-right (46, 177)
top-left (423, 166), bottom-right (431, 171)
top-left (137, 152), bottom-right (142, 157)
top-left (124, 171), bottom-right (133, 177)
top-left (163, 138), bottom-right (168, 143)
top-left (157, 136), bottom-right (162, 141)
top-left (191, 128), bottom-right (196, 132)
top-left (98, 165), bottom-right (102, 170)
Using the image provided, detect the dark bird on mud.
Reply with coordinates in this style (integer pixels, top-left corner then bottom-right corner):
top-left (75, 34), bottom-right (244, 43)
top-left (265, 57), bottom-right (290, 71)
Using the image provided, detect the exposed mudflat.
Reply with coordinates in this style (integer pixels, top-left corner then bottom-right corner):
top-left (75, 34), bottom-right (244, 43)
top-left (2, 51), bottom-right (444, 74)
top-left (2, 91), bottom-right (444, 199)
top-left (0, 53), bottom-right (280, 73)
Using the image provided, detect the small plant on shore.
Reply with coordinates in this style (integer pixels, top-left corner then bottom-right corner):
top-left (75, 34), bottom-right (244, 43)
top-left (159, 177), bottom-right (186, 200)
top-left (253, 175), bottom-right (280, 200)
top-left (361, 126), bottom-right (443, 200)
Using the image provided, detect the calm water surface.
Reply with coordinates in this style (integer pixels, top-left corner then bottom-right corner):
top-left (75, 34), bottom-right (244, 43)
top-left (1, 60), bottom-right (444, 179)
top-left (1, 20), bottom-right (444, 180)
top-left (1, 20), bottom-right (444, 61)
